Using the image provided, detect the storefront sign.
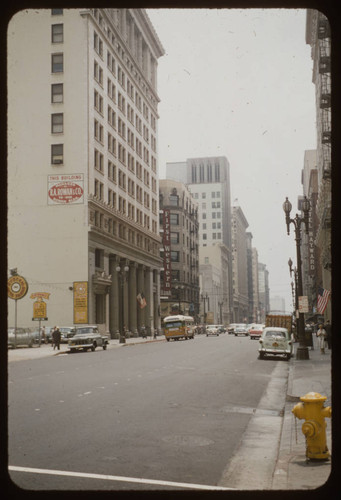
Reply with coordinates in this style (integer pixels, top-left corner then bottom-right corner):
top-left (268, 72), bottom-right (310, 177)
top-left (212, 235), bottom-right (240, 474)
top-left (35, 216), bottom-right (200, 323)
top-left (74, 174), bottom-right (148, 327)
top-left (48, 174), bottom-right (84, 205)
top-left (162, 209), bottom-right (172, 297)
top-left (73, 281), bottom-right (88, 324)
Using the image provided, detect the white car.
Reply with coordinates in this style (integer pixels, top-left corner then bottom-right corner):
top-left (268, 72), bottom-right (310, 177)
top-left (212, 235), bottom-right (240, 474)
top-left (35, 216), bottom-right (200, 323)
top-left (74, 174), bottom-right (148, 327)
top-left (234, 324), bottom-right (248, 336)
top-left (258, 327), bottom-right (293, 360)
top-left (206, 326), bottom-right (219, 336)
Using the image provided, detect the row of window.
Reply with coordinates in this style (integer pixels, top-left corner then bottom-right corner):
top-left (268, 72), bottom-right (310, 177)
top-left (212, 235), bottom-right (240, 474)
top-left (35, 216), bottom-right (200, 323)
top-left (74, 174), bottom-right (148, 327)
top-left (192, 191), bottom-right (221, 199)
top-left (92, 209), bottom-right (158, 254)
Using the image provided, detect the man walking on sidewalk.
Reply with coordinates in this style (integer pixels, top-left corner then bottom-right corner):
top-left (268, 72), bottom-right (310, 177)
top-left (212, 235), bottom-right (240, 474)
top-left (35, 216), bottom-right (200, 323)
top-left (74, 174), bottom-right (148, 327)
top-left (324, 320), bottom-right (332, 350)
top-left (52, 326), bottom-right (61, 350)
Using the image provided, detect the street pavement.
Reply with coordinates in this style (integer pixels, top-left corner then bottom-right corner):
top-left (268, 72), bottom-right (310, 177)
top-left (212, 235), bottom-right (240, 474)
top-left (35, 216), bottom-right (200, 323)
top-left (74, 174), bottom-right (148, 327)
top-left (7, 333), bottom-right (334, 491)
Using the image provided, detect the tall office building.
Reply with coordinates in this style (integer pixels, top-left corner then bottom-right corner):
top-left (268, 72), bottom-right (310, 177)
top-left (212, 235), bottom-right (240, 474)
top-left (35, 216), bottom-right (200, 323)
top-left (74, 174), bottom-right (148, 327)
top-left (166, 157), bottom-right (233, 322)
top-left (306, 10), bottom-right (331, 320)
top-left (8, 9), bottom-right (165, 335)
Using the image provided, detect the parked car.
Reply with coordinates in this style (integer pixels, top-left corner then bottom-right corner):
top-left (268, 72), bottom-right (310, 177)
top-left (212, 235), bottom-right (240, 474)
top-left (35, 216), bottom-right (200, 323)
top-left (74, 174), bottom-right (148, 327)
top-left (206, 325), bottom-right (219, 336)
top-left (258, 327), bottom-right (293, 360)
top-left (59, 326), bottom-right (76, 343)
top-left (68, 325), bottom-right (109, 352)
top-left (7, 328), bottom-right (35, 348)
top-left (249, 324), bottom-right (264, 340)
top-left (234, 324), bottom-right (248, 336)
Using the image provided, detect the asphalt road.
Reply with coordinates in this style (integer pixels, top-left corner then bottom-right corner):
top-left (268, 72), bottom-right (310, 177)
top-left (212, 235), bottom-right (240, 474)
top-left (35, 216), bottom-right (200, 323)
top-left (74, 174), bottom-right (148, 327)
top-left (8, 333), bottom-right (288, 491)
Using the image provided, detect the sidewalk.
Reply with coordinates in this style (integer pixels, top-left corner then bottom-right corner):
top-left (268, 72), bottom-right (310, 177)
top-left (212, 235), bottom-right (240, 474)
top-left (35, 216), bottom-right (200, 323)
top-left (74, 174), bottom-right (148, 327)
top-left (272, 336), bottom-right (332, 490)
top-left (7, 335), bottom-right (166, 362)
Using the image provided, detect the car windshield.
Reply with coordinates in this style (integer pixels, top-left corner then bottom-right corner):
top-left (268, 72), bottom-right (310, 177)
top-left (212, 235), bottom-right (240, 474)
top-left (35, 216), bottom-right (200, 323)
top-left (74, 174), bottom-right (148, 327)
top-left (76, 328), bottom-right (97, 334)
top-left (265, 331), bottom-right (285, 338)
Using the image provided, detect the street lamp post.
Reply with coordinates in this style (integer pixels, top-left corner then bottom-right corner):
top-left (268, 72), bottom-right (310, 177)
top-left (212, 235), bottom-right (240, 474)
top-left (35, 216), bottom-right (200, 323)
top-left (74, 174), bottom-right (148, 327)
top-left (116, 263), bottom-right (129, 344)
top-left (283, 196), bottom-right (311, 360)
top-left (288, 257), bottom-right (298, 316)
top-left (201, 293), bottom-right (209, 324)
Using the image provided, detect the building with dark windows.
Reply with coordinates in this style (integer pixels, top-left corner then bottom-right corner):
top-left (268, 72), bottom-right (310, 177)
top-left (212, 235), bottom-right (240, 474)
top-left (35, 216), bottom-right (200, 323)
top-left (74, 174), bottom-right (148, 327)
top-left (8, 9), bottom-right (165, 335)
top-left (166, 157), bottom-right (233, 323)
top-left (305, 10), bottom-right (331, 321)
top-left (159, 180), bottom-right (200, 320)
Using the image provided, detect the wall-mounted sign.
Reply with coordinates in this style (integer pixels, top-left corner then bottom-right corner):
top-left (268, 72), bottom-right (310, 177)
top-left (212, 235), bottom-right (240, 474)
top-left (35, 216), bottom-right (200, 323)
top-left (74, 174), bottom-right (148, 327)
top-left (48, 174), bottom-right (84, 205)
top-left (8, 275), bottom-right (28, 300)
top-left (73, 281), bottom-right (88, 324)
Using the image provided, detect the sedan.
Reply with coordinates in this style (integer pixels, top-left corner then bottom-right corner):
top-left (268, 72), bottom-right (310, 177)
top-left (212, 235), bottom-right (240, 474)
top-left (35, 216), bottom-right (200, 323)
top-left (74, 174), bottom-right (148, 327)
top-left (249, 324), bottom-right (264, 340)
top-left (206, 326), bottom-right (219, 336)
top-left (234, 324), bottom-right (248, 336)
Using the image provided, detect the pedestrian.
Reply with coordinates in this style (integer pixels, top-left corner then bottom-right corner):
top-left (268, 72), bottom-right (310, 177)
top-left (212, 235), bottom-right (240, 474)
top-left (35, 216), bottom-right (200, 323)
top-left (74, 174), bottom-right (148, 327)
top-left (141, 324), bottom-right (146, 339)
top-left (316, 323), bottom-right (327, 354)
top-left (324, 320), bottom-right (332, 349)
top-left (52, 325), bottom-right (61, 350)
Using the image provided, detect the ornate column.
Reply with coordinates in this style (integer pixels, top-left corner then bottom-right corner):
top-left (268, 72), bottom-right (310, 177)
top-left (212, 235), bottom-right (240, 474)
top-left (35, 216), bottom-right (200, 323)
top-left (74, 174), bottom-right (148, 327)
top-left (137, 264), bottom-right (145, 333)
top-left (129, 262), bottom-right (138, 336)
top-left (145, 267), bottom-right (153, 335)
top-left (109, 256), bottom-right (120, 338)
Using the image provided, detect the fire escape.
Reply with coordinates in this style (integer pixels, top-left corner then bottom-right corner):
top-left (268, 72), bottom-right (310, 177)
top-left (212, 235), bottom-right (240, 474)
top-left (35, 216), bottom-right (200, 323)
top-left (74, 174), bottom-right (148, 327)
top-left (316, 14), bottom-right (331, 271)
top-left (318, 15), bottom-right (331, 180)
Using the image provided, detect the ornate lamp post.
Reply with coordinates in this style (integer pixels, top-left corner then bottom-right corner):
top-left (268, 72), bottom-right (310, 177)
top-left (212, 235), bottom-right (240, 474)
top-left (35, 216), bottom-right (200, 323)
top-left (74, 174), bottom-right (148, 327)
top-left (283, 196), bottom-right (311, 360)
top-left (116, 263), bottom-right (129, 343)
top-left (288, 257), bottom-right (298, 316)
top-left (201, 293), bottom-right (209, 324)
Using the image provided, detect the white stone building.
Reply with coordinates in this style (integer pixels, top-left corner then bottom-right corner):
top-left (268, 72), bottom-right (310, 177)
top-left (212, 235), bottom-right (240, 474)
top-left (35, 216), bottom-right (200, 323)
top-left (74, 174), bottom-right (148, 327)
top-left (8, 8), bottom-right (164, 335)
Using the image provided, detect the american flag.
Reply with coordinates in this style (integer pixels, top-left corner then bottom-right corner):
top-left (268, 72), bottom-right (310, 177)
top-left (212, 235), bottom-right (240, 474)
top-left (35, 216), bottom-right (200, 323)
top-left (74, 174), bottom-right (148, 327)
top-left (317, 287), bottom-right (331, 314)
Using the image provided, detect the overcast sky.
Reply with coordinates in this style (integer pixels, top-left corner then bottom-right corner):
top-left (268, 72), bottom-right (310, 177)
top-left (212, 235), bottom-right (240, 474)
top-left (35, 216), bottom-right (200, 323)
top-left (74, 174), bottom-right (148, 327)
top-left (147, 8), bottom-right (317, 312)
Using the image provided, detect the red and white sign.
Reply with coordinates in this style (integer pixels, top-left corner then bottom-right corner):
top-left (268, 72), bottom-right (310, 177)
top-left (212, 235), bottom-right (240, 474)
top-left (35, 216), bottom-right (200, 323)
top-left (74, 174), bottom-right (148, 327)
top-left (48, 174), bottom-right (84, 205)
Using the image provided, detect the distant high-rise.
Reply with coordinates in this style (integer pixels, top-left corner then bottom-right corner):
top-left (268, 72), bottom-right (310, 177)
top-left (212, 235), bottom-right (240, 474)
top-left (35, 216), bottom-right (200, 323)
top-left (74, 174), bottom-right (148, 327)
top-left (166, 156), bottom-right (233, 321)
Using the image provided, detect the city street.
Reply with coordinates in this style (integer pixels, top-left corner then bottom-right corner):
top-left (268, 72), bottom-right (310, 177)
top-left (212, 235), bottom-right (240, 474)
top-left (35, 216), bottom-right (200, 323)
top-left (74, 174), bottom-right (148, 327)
top-left (8, 333), bottom-right (289, 491)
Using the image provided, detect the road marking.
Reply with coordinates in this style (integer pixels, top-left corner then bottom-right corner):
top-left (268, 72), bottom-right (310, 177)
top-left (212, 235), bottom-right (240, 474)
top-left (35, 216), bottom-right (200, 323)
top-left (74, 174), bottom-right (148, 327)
top-left (8, 465), bottom-right (233, 491)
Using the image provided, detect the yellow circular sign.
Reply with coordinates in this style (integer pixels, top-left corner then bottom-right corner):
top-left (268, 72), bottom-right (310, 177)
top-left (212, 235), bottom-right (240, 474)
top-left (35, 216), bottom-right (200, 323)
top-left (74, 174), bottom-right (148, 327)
top-left (8, 275), bottom-right (29, 300)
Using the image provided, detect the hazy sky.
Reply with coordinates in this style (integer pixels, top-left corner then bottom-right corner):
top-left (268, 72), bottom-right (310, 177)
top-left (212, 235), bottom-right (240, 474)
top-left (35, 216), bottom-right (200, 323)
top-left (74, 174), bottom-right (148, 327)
top-left (147, 8), bottom-right (317, 311)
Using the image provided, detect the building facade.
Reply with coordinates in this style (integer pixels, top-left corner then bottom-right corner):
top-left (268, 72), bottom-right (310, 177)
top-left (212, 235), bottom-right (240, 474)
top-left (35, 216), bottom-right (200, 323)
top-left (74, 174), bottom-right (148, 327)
top-left (258, 263), bottom-right (270, 323)
top-left (199, 244), bottom-right (230, 324)
top-left (8, 8), bottom-right (165, 335)
top-left (306, 10), bottom-right (332, 321)
top-left (159, 180), bottom-right (200, 320)
top-left (166, 157), bottom-right (233, 320)
top-left (231, 205), bottom-right (249, 322)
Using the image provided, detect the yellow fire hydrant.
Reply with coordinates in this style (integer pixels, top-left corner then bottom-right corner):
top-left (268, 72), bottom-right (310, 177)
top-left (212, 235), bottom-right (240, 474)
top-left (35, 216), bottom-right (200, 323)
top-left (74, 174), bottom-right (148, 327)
top-left (292, 392), bottom-right (331, 460)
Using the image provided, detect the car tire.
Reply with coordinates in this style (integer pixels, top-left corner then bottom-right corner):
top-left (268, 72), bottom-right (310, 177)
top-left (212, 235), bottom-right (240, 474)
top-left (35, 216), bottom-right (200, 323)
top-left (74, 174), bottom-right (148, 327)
top-left (91, 344), bottom-right (96, 352)
top-left (70, 348), bottom-right (76, 353)
top-left (103, 344), bottom-right (107, 350)
top-left (259, 352), bottom-right (265, 360)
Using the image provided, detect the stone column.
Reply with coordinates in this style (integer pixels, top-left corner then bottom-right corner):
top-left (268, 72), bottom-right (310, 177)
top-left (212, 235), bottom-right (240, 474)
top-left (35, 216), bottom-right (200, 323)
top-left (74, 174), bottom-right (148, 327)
top-left (109, 257), bottom-right (120, 338)
top-left (145, 267), bottom-right (153, 335)
top-left (154, 269), bottom-right (161, 331)
top-left (129, 262), bottom-right (138, 336)
top-left (137, 264), bottom-right (145, 333)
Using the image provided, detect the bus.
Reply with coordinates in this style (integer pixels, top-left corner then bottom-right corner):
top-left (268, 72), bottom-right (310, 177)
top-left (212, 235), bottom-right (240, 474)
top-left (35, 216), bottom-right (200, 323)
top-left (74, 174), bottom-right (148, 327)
top-left (163, 315), bottom-right (195, 342)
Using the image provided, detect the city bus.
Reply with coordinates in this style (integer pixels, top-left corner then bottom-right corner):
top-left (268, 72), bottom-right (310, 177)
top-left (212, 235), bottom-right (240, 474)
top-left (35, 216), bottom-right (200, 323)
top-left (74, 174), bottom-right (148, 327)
top-left (163, 315), bottom-right (195, 341)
